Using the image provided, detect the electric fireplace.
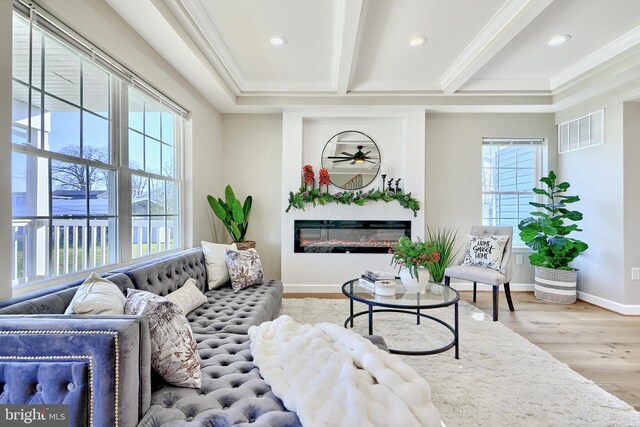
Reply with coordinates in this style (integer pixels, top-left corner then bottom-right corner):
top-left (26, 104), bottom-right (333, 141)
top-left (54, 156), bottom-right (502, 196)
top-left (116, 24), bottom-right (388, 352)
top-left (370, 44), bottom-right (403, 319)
top-left (294, 220), bottom-right (411, 253)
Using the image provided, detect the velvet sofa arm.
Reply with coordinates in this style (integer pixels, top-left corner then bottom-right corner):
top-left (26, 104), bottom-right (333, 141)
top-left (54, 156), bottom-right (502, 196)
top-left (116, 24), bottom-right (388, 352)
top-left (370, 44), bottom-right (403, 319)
top-left (0, 315), bottom-right (151, 427)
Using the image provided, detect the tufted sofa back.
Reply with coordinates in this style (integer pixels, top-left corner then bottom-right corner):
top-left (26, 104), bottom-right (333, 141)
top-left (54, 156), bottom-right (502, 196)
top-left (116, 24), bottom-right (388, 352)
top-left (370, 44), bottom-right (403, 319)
top-left (125, 248), bottom-right (207, 296)
top-left (0, 273), bottom-right (134, 315)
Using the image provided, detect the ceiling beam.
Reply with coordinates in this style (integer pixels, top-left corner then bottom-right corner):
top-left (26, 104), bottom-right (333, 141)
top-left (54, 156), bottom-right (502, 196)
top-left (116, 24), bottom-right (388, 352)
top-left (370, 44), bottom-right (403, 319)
top-left (439, 0), bottom-right (554, 95)
top-left (333, 0), bottom-right (366, 95)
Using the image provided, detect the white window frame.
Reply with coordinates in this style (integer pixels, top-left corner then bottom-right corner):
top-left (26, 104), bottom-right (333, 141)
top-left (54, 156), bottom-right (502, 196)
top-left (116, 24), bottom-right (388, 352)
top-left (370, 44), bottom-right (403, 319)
top-left (481, 138), bottom-right (545, 248)
top-left (11, 1), bottom-right (187, 293)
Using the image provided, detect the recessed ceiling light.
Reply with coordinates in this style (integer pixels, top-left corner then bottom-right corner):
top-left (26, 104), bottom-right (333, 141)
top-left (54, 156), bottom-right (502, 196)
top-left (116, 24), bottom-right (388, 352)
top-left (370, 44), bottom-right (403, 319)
top-left (269, 35), bottom-right (287, 46)
top-left (548, 34), bottom-right (571, 47)
top-left (409, 35), bottom-right (427, 47)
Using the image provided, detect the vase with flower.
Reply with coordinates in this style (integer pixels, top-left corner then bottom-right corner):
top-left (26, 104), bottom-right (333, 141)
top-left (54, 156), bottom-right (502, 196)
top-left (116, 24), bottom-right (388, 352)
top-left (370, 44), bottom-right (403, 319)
top-left (389, 236), bottom-right (440, 290)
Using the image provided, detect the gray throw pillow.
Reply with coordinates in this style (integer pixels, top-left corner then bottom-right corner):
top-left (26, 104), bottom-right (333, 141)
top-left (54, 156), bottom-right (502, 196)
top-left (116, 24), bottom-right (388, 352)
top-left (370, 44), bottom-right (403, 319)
top-left (225, 248), bottom-right (264, 293)
top-left (462, 235), bottom-right (509, 271)
top-left (124, 289), bottom-right (202, 388)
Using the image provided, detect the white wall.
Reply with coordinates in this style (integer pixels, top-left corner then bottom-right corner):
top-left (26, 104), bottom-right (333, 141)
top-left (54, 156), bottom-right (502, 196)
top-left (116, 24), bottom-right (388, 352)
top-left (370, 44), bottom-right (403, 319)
top-left (557, 104), bottom-right (626, 303)
top-left (221, 114), bottom-right (283, 279)
top-left (425, 113), bottom-right (558, 285)
top-left (0, 0), bottom-right (13, 300)
top-left (281, 110), bottom-right (426, 289)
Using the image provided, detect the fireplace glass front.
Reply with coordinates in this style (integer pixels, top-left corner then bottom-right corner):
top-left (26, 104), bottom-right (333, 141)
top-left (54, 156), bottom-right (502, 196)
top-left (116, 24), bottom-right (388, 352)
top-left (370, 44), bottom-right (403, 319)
top-left (294, 220), bottom-right (411, 253)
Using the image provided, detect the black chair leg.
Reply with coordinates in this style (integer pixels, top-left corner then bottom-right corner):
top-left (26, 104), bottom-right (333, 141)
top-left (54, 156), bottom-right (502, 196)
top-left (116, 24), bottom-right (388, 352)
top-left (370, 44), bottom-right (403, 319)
top-left (492, 286), bottom-right (499, 321)
top-left (444, 276), bottom-right (450, 287)
top-left (473, 282), bottom-right (477, 302)
top-left (504, 282), bottom-right (515, 312)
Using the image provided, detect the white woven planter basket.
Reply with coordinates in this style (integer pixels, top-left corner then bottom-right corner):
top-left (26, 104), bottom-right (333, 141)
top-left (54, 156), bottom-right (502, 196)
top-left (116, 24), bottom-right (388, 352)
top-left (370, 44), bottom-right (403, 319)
top-left (534, 266), bottom-right (577, 304)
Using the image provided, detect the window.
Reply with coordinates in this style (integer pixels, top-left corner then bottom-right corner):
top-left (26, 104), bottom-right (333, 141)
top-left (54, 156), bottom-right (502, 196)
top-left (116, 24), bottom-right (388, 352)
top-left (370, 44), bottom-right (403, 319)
top-left (481, 138), bottom-right (544, 246)
top-left (11, 5), bottom-right (186, 287)
top-left (558, 110), bottom-right (604, 153)
top-left (128, 89), bottom-right (181, 258)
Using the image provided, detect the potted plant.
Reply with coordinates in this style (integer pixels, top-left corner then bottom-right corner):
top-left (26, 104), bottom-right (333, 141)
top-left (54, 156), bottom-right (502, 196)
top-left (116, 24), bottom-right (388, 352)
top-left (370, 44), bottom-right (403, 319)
top-left (207, 185), bottom-right (255, 250)
top-left (389, 236), bottom-right (440, 288)
top-left (518, 171), bottom-right (588, 304)
top-left (424, 227), bottom-right (459, 284)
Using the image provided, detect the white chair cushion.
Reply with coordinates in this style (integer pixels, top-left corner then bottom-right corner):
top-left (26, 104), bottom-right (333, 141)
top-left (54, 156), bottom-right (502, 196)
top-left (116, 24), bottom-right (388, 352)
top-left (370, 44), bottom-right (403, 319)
top-left (444, 265), bottom-right (508, 286)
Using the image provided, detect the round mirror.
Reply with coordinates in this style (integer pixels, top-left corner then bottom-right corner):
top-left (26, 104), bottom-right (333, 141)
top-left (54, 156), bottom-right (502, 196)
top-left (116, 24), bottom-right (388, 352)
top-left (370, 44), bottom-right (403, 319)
top-left (321, 130), bottom-right (381, 190)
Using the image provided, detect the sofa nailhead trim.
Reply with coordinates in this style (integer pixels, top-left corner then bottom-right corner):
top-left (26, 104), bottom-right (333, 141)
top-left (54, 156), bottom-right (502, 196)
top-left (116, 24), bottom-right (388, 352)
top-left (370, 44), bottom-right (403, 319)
top-left (0, 329), bottom-right (121, 427)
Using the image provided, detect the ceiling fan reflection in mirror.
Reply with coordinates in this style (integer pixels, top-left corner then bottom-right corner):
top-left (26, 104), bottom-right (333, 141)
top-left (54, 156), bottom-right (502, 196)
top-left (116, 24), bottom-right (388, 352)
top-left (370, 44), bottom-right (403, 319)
top-left (328, 145), bottom-right (379, 165)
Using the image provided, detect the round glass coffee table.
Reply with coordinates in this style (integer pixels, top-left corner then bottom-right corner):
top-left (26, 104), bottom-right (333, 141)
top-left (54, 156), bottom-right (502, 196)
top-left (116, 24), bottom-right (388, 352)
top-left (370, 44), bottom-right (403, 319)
top-left (342, 279), bottom-right (460, 358)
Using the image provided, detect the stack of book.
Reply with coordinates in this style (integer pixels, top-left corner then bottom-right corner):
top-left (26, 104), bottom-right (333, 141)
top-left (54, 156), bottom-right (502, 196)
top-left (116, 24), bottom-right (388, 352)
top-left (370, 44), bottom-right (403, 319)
top-left (358, 270), bottom-right (398, 293)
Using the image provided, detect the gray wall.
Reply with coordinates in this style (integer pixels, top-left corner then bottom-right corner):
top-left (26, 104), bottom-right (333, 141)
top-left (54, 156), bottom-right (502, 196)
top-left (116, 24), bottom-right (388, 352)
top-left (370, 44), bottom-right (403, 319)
top-left (425, 113), bottom-right (558, 285)
top-left (557, 104), bottom-right (625, 303)
top-left (221, 114), bottom-right (283, 279)
top-left (623, 102), bottom-right (640, 304)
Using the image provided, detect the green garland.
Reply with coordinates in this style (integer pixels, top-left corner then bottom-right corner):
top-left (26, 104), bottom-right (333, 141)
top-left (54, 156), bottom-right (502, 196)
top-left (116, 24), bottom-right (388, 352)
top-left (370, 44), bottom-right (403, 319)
top-left (286, 186), bottom-right (420, 217)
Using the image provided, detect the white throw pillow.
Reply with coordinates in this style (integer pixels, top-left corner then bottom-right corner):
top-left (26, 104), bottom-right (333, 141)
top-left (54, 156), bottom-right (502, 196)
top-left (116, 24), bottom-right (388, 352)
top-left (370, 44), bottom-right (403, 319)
top-left (165, 278), bottom-right (208, 314)
top-left (462, 235), bottom-right (510, 271)
top-left (201, 241), bottom-right (237, 289)
top-left (65, 272), bottom-right (126, 315)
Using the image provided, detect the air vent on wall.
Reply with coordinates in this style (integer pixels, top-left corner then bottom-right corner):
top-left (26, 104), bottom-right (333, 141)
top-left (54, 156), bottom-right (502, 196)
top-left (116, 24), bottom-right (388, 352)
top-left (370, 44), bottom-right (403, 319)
top-left (558, 110), bottom-right (604, 154)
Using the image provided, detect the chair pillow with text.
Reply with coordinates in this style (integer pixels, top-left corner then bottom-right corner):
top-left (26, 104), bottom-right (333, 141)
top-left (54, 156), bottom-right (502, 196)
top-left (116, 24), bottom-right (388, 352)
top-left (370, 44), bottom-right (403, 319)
top-left (462, 235), bottom-right (510, 271)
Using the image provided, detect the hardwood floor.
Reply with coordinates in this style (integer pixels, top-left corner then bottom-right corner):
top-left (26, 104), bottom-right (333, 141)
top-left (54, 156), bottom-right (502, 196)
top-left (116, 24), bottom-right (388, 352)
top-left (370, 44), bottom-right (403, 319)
top-left (284, 291), bottom-right (640, 410)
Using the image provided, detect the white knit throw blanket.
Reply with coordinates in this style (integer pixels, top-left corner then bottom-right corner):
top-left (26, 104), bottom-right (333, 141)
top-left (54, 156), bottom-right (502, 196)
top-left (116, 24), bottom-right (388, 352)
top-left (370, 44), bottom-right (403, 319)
top-left (248, 315), bottom-right (441, 427)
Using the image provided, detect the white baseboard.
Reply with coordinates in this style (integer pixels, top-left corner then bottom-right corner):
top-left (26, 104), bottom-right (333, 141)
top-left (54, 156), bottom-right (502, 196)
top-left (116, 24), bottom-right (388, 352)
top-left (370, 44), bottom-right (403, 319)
top-left (284, 282), bottom-right (535, 294)
top-left (284, 284), bottom-right (342, 293)
top-left (577, 291), bottom-right (640, 315)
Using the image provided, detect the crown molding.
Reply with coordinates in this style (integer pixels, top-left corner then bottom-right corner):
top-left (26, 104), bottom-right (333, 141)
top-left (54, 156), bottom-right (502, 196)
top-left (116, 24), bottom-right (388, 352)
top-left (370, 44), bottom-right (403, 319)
top-left (550, 25), bottom-right (640, 90)
top-left (459, 78), bottom-right (550, 92)
top-left (439, 0), bottom-right (553, 95)
top-left (169, 0), bottom-right (246, 93)
top-left (241, 79), bottom-right (336, 93)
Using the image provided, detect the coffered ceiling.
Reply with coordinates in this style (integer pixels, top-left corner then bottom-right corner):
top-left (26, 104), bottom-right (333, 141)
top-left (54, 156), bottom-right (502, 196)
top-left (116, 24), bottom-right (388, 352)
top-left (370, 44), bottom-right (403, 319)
top-left (106, 0), bottom-right (640, 112)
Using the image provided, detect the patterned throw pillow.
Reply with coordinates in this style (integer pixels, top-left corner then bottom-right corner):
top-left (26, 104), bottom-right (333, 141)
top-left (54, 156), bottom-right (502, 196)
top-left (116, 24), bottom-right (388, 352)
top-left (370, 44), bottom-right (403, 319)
top-left (462, 235), bottom-right (510, 271)
top-left (225, 248), bottom-right (264, 293)
top-left (124, 289), bottom-right (202, 388)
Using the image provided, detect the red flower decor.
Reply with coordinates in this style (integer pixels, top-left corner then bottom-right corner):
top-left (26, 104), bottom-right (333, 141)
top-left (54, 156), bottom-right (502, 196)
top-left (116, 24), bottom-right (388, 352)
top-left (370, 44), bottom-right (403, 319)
top-left (303, 165), bottom-right (314, 185)
top-left (319, 168), bottom-right (330, 187)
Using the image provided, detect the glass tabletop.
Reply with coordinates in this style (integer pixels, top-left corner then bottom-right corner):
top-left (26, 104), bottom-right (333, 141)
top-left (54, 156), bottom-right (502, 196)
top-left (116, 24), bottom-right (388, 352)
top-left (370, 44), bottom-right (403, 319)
top-left (342, 278), bottom-right (460, 309)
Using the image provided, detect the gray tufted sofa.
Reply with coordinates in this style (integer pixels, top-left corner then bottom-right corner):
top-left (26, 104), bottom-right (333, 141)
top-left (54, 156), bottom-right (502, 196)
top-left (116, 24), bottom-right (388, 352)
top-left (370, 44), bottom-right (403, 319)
top-left (0, 248), bottom-right (302, 427)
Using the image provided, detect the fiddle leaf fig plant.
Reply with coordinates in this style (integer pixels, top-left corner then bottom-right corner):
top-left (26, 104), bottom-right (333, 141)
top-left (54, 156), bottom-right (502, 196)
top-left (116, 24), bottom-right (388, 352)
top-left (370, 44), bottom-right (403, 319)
top-left (207, 185), bottom-right (252, 242)
top-left (518, 171), bottom-right (588, 270)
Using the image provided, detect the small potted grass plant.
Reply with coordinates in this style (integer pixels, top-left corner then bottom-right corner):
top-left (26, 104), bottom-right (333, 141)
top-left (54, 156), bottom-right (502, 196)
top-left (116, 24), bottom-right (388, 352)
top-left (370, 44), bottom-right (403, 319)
top-left (424, 227), bottom-right (459, 284)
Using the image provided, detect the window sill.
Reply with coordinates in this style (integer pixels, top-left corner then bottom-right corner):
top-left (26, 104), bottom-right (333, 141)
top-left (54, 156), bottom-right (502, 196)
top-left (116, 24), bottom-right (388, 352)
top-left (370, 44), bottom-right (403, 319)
top-left (11, 247), bottom-right (185, 298)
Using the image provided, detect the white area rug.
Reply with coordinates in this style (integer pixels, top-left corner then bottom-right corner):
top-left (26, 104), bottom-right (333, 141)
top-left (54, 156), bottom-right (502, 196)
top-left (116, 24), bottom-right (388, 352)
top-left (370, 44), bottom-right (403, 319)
top-left (280, 298), bottom-right (640, 427)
